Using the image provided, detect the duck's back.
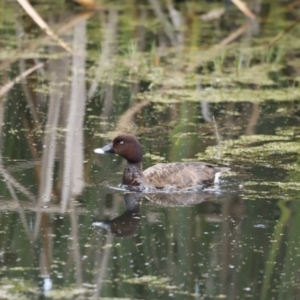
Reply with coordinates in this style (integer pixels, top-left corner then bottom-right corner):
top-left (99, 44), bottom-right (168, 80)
top-left (143, 162), bottom-right (228, 189)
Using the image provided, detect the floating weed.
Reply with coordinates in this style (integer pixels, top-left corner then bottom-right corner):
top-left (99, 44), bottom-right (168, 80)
top-left (144, 153), bottom-right (165, 162)
top-left (123, 275), bottom-right (196, 296)
top-left (124, 275), bottom-right (170, 285)
top-left (44, 287), bottom-right (88, 299)
top-left (196, 134), bottom-right (300, 170)
top-left (244, 181), bottom-right (300, 191)
top-left (276, 127), bottom-right (300, 138)
top-left (148, 86), bottom-right (300, 103)
top-left (0, 278), bottom-right (37, 299)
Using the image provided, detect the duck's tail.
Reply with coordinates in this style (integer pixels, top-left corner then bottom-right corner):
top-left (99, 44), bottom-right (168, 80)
top-left (214, 167), bottom-right (230, 184)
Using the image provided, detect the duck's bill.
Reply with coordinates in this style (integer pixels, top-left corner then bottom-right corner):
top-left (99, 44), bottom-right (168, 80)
top-left (94, 142), bottom-right (115, 154)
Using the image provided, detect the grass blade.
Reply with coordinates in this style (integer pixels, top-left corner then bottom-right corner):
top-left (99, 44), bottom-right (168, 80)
top-left (0, 63), bottom-right (43, 98)
top-left (17, 0), bottom-right (73, 53)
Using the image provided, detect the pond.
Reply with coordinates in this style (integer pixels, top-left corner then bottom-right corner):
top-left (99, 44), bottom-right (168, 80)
top-left (0, 0), bottom-right (300, 299)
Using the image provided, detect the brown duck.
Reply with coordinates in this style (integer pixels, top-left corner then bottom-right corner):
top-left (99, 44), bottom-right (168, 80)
top-left (94, 134), bottom-right (229, 190)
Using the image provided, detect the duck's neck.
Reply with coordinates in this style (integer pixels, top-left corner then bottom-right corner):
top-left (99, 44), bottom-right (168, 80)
top-left (122, 162), bottom-right (145, 186)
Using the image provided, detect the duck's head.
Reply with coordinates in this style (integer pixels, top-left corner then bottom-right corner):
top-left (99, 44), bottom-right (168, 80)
top-left (94, 134), bottom-right (143, 164)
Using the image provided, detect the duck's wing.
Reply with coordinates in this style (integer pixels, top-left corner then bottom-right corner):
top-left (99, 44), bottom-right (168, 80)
top-left (143, 162), bottom-right (228, 189)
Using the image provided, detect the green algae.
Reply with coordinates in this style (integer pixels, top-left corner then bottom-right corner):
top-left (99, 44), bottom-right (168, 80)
top-left (139, 86), bottom-right (300, 104)
top-left (1, 1), bottom-right (300, 300)
top-left (196, 134), bottom-right (300, 169)
top-left (143, 152), bottom-right (165, 162)
top-left (123, 275), bottom-right (198, 297)
top-left (124, 275), bottom-right (170, 286)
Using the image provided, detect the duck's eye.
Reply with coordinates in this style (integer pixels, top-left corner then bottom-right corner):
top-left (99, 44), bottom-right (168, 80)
top-left (119, 140), bottom-right (124, 145)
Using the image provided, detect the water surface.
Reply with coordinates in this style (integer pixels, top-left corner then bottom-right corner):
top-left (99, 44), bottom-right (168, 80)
top-left (0, 1), bottom-right (300, 299)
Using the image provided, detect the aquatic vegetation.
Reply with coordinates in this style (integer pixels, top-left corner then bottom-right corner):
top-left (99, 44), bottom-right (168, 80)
top-left (1, 0), bottom-right (300, 299)
top-left (196, 134), bottom-right (300, 168)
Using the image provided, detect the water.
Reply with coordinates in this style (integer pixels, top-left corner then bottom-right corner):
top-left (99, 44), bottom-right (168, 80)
top-left (1, 0), bottom-right (300, 299)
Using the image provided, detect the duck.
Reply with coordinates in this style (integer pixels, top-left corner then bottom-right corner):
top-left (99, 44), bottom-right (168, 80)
top-left (94, 134), bottom-right (229, 191)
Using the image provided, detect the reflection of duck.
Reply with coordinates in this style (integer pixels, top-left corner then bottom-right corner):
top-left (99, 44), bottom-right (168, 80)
top-left (92, 193), bottom-right (141, 238)
top-left (93, 191), bottom-right (222, 238)
top-left (144, 191), bottom-right (218, 207)
top-left (94, 134), bottom-right (229, 191)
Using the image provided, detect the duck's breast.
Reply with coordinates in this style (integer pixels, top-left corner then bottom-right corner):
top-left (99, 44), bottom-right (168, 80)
top-left (143, 162), bottom-right (220, 189)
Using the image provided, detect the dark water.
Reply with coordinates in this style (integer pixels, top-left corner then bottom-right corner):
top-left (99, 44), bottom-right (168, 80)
top-left (1, 0), bottom-right (300, 299)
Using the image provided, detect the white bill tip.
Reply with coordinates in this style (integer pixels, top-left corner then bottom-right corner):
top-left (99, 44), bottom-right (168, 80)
top-left (92, 221), bottom-right (111, 230)
top-left (94, 148), bottom-right (105, 154)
